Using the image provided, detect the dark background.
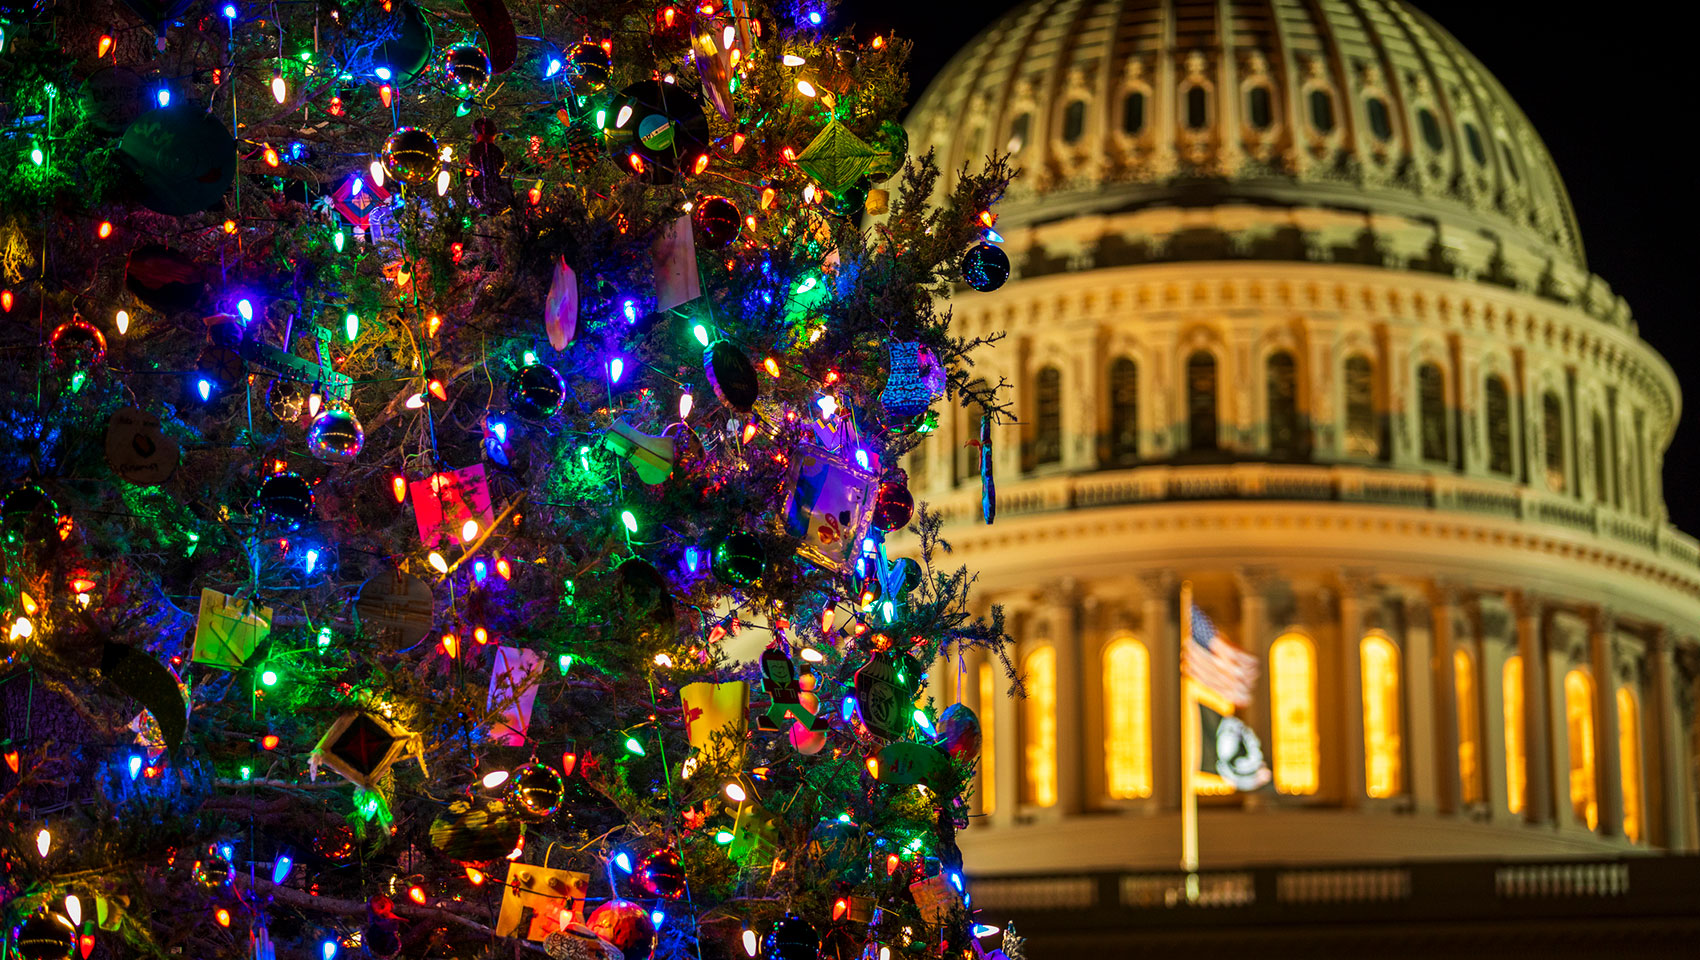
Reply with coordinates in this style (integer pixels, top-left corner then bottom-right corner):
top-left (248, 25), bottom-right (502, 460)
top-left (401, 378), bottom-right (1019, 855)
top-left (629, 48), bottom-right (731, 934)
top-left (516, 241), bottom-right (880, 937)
top-left (846, 0), bottom-right (1699, 533)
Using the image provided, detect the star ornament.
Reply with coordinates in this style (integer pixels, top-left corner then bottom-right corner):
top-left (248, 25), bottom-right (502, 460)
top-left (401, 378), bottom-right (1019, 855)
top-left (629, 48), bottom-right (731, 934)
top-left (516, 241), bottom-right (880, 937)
top-left (795, 120), bottom-right (885, 197)
top-left (312, 710), bottom-right (422, 790)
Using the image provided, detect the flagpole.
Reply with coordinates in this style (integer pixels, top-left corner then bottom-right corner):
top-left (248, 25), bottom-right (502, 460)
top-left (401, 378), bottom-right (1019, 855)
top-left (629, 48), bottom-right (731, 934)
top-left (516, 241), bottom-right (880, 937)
top-left (1180, 580), bottom-right (1199, 903)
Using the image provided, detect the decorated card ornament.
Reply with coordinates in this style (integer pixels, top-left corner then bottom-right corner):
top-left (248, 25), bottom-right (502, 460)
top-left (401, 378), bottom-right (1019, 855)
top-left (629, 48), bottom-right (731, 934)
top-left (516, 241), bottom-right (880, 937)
top-left (679, 680), bottom-right (750, 760)
top-left (870, 741), bottom-right (951, 792)
top-left (853, 652), bottom-right (917, 741)
top-left (191, 588), bottom-right (273, 670)
top-left (879, 342), bottom-right (946, 421)
top-left (544, 257), bottom-right (578, 350)
top-left (909, 872), bottom-right (966, 926)
top-left (653, 214), bottom-right (702, 313)
top-left (781, 444), bottom-right (878, 572)
top-left (310, 710), bottom-right (425, 790)
top-left (104, 406), bottom-right (180, 486)
top-left (355, 569), bottom-right (435, 646)
top-left (409, 464), bottom-right (496, 546)
top-left (603, 419), bottom-right (676, 484)
top-left (487, 646), bottom-right (546, 746)
top-left (495, 861), bottom-right (590, 942)
top-left (755, 647), bottom-right (829, 735)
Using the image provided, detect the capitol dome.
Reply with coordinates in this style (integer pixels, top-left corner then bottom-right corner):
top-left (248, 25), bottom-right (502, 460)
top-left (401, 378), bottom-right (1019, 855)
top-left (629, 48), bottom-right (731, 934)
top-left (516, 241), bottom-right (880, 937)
top-left (896, 0), bottom-right (1700, 890)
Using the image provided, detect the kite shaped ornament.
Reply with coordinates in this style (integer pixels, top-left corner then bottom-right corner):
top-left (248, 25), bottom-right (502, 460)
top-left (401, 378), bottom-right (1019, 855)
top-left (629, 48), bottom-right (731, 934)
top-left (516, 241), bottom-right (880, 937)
top-left (311, 710), bottom-right (424, 790)
top-left (795, 120), bottom-right (884, 196)
top-left (754, 648), bottom-right (829, 735)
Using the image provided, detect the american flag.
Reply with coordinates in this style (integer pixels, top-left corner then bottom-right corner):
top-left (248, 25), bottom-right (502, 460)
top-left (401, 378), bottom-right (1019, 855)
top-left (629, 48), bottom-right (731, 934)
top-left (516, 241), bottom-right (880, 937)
top-left (1183, 604), bottom-right (1259, 707)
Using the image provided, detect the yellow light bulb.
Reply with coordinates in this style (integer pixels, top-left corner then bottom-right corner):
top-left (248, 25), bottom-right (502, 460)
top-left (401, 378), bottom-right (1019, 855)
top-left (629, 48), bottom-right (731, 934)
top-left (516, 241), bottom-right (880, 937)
top-left (36, 828), bottom-right (51, 857)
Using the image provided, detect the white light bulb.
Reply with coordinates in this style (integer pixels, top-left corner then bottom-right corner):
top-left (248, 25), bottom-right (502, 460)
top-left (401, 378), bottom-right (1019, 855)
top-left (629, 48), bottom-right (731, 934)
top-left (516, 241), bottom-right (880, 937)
top-left (65, 895), bottom-right (81, 926)
top-left (271, 73), bottom-right (287, 103)
top-left (481, 770), bottom-right (510, 789)
top-left (36, 828), bottom-right (51, 857)
top-left (115, 310), bottom-right (129, 334)
top-left (369, 159), bottom-right (385, 188)
top-left (461, 519), bottom-right (479, 543)
top-left (436, 169), bottom-right (450, 196)
top-left (678, 392), bottom-right (694, 420)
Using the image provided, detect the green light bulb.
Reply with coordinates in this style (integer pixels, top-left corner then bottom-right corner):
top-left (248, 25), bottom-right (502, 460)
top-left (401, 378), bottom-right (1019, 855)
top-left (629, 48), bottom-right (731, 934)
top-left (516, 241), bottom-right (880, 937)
top-left (621, 510), bottom-right (638, 534)
top-left (624, 736), bottom-right (646, 757)
top-left (260, 668), bottom-right (279, 687)
top-left (344, 311), bottom-right (359, 342)
top-left (692, 323), bottom-right (710, 347)
top-left (332, 230), bottom-right (345, 253)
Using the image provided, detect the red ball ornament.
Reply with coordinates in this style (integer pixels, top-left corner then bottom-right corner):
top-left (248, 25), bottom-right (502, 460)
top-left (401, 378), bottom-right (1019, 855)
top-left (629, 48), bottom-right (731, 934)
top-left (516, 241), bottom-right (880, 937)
top-left (692, 195), bottom-right (742, 248)
top-left (586, 899), bottom-right (656, 960)
top-left (633, 847), bottom-right (687, 899)
top-left (871, 479), bottom-right (914, 532)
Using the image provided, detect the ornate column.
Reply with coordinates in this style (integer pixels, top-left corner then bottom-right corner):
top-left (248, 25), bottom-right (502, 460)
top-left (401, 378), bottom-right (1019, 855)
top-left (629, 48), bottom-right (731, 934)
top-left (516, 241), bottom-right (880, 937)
top-left (1402, 591), bottom-right (1439, 814)
top-left (1051, 578), bottom-right (1087, 816)
top-left (1431, 584), bottom-right (1463, 815)
top-left (1338, 572), bottom-right (1370, 807)
top-left (1648, 630), bottom-right (1689, 850)
top-left (1590, 607), bottom-right (1624, 838)
top-left (1141, 571), bottom-right (1180, 810)
top-left (1514, 592), bottom-right (1555, 826)
top-left (1479, 598), bottom-right (1513, 823)
top-left (1236, 567), bottom-right (1274, 811)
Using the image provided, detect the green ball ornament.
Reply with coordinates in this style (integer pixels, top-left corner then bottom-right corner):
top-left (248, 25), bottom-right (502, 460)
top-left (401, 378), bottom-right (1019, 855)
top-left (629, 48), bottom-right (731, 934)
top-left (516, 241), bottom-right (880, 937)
top-left (119, 104), bottom-right (238, 216)
top-left (506, 761), bottom-right (566, 819)
top-left (14, 913), bottom-right (73, 960)
top-left (382, 126), bottom-right (441, 184)
top-left (307, 407), bottom-right (365, 463)
top-left (441, 44), bottom-right (491, 98)
top-left (712, 531), bottom-right (765, 587)
top-left (2, 484), bottom-right (58, 547)
top-left (866, 120), bottom-right (909, 182)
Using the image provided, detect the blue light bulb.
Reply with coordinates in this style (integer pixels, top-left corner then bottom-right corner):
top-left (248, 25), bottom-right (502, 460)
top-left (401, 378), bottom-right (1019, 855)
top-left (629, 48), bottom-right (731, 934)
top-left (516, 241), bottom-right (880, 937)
top-left (237, 298), bottom-right (253, 322)
top-left (156, 88), bottom-right (171, 108)
top-left (197, 379), bottom-right (212, 402)
top-left (222, 4), bottom-right (237, 19)
top-left (374, 66), bottom-right (392, 81)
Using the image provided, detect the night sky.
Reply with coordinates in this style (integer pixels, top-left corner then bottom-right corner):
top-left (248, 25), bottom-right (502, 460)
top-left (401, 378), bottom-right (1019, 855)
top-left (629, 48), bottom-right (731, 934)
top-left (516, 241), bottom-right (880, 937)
top-left (848, 0), bottom-right (1700, 533)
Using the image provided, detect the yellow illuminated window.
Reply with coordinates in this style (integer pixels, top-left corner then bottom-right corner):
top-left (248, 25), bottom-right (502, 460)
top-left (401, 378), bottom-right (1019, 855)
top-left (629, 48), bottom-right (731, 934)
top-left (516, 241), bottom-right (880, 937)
top-left (1617, 687), bottom-right (1643, 843)
top-left (1103, 638), bottom-right (1152, 799)
top-left (1503, 656), bottom-right (1526, 814)
top-left (1455, 648), bottom-right (1482, 805)
top-left (1361, 633), bottom-right (1403, 799)
top-left (1565, 669), bottom-right (1598, 829)
top-left (1022, 646), bottom-right (1058, 807)
top-left (978, 662), bottom-right (996, 815)
top-left (1270, 633), bottom-right (1319, 795)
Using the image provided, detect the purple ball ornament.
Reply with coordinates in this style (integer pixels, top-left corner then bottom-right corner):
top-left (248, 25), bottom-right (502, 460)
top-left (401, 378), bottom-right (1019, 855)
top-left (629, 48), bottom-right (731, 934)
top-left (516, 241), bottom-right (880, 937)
top-left (935, 702), bottom-right (982, 761)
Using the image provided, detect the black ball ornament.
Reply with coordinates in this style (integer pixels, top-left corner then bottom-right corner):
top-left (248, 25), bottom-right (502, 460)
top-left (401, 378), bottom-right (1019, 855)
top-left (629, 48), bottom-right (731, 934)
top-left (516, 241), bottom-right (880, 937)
top-left (258, 472), bottom-right (315, 529)
top-left (712, 531), bottom-right (765, 587)
top-left (632, 847), bottom-right (687, 899)
top-left (763, 914), bottom-right (818, 960)
top-left (49, 317), bottom-right (107, 371)
top-left (692, 195), bottom-right (741, 248)
top-left (441, 44), bottom-right (492, 98)
top-left (14, 912), bottom-right (73, 960)
top-left (871, 479), bottom-right (914, 532)
top-left (506, 761), bottom-right (566, 819)
top-left (507, 362), bottom-right (566, 419)
top-left (382, 126), bottom-right (441, 184)
top-left (824, 182), bottom-right (868, 218)
top-left (568, 41), bottom-right (613, 89)
top-left (960, 241), bottom-right (1010, 292)
top-left (1, 484), bottom-right (59, 547)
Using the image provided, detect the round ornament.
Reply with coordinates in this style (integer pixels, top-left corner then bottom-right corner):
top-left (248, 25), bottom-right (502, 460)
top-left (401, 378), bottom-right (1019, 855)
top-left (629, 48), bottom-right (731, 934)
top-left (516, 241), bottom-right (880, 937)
top-left (567, 41), bottom-right (613, 90)
top-left (383, 126), bottom-right (441, 184)
top-left (703, 339), bottom-right (759, 413)
top-left (307, 407), bottom-right (365, 463)
top-left (126, 244), bottom-right (205, 313)
top-left (507, 362), bottom-right (566, 419)
top-left (692, 195), bottom-right (741, 248)
top-left (788, 691), bottom-right (827, 755)
top-left (440, 43), bottom-right (492, 98)
top-left (935, 702), bottom-right (982, 761)
top-left (506, 761), bottom-right (566, 819)
top-left (105, 406), bottom-right (180, 486)
top-left (428, 798), bottom-right (524, 864)
top-left (892, 556), bottom-right (923, 595)
top-left (632, 847), bottom-right (686, 899)
top-left (764, 914), bottom-right (818, 960)
top-left (371, 1), bottom-right (435, 86)
top-left (13, 913), bottom-right (73, 960)
top-left (1, 484), bottom-right (59, 547)
top-left (960, 242), bottom-right (1010, 293)
top-left (258, 472), bottom-right (314, 529)
top-left (50, 317), bottom-right (107, 371)
top-left (711, 531), bottom-right (765, 587)
top-left (79, 66), bottom-right (145, 134)
top-left (196, 852), bottom-right (234, 888)
top-left (544, 923), bottom-right (624, 960)
top-left (119, 104), bottom-right (237, 216)
top-left (824, 182), bottom-right (868, 218)
top-left (608, 80), bottom-right (709, 183)
top-left (267, 379), bottom-right (307, 421)
top-left (586, 900), bottom-right (656, 960)
top-left (871, 479), bottom-right (914, 532)
top-left (866, 120), bottom-right (909, 182)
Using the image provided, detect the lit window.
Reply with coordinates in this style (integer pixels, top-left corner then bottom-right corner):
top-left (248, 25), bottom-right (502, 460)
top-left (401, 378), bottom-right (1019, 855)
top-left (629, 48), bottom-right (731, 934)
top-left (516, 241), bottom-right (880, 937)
top-left (1184, 85), bottom-right (1209, 130)
top-left (978, 662), bottom-right (996, 815)
top-left (1186, 351), bottom-right (1218, 451)
top-left (1270, 633), bottom-right (1319, 795)
top-left (1504, 656), bottom-right (1526, 815)
top-left (1103, 638), bottom-right (1152, 799)
top-left (1618, 687), bottom-right (1643, 843)
top-left (1361, 633), bottom-right (1404, 798)
top-left (1108, 357), bottom-right (1139, 467)
top-left (1565, 669), bottom-right (1598, 830)
top-left (1592, 414), bottom-right (1608, 503)
top-left (1485, 375), bottom-right (1513, 475)
top-left (1343, 354), bottom-right (1378, 457)
top-left (1455, 649), bottom-right (1482, 805)
top-left (1061, 99), bottom-right (1086, 143)
top-left (1022, 646), bottom-right (1058, 807)
top-left (1418, 362), bottom-right (1447, 463)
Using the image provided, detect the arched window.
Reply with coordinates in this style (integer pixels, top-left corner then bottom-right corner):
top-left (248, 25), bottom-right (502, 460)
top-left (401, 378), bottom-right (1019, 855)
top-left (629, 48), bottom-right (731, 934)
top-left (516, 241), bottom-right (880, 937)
top-left (1061, 99), bottom-right (1087, 143)
top-left (1455, 648), bottom-right (1482, 805)
top-left (1343, 354), bottom-right (1378, 457)
top-left (1418, 362), bottom-right (1448, 463)
top-left (1103, 638), bottom-right (1152, 799)
top-left (1246, 84), bottom-right (1273, 130)
top-left (1417, 107), bottom-right (1444, 151)
top-left (1565, 669), bottom-right (1598, 829)
top-left (1485, 375), bottom-right (1513, 475)
top-left (1366, 96), bottom-right (1393, 141)
top-left (1266, 351), bottom-right (1302, 459)
top-left (1504, 656), bottom-right (1526, 815)
top-left (1032, 365), bottom-right (1063, 468)
top-left (1618, 687), bottom-right (1643, 843)
top-left (1270, 633), bottom-right (1320, 795)
top-left (1308, 89), bottom-right (1336, 132)
top-left (1543, 392), bottom-right (1566, 492)
top-left (1464, 122), bottom-right (1487, 165)
top-left (978, 662), bottom-right (996, 814)
top-left (1186, 351), bottom-right (1218, 451)
top-left (1361, 633), bottom-right (1404, 798)
top-left (1122, 91), bottom-right (1146, 134)
top-left (1184, 85), bottom-right (1210, 130)
top-left (1592, 414), bottom-right (1608, 503)
top-left (1500, 142), bottom-right (1521, 182)
top-left (1022, 646), bottom-right (1058, 807)
top-left (1108, 357), bottom-right (1139, 467)
top-left (1008, 112), bottom-right (1031, 154)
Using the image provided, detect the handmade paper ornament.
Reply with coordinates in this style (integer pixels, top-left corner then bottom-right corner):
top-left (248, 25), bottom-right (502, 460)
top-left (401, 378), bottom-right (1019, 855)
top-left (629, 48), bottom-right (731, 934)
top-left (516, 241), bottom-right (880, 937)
top-left (711, 531), bottom-right (765, 586)
top-left (980, 413), bottom-right (996, 524)
top-left (604, 419), bottom-right (676, 484)
top-left (49, 317), bottom-right (106, 371)
top-left (383, 126), bottom-right (441, 184)
top-left (508, 362), bottom-right (566, 419)
top-left (853, 653), bottom-right (915, 741)
top-left (79, 66), bottom-right (145, 134)
top-left (961, 242), bottom-right (1010, 292)
top-left (364, 895), bottom-right (402, 959)
top-left (468, 117), bottom-right (513, 210)
top-left (544, 924), bottom-right (623, 960)
top-left (441, 44), bottom-right (492, 98)
top-left (936, 703), bottom-right (982, 761)
top-left (543, 257), bottom-right (578, 349)
top-left (586, 900), bottom-right (655, 960)
top-left (908, 873), bottom-right (966, 926)
top-left (14, 912), bottom-right (74, 960)
top-left (409, 464), bottom-right (496, 546)
top-left (765, 914), bottom-right (819, 960)
top-left (795, 120), bottom-right (882, 196)
top-left (355, 569), bottom-right (435, 646)
top-left (102, 641), bottom-right (188, 755)
top-left (725, 797), bottom-right (781, 865)
top-left (104, 406), bottom-right (180, 486)
top-left (192, 588), bottom-right (273, 670)
top-left (505, 761), bottom-right (566, 819)
top-left (703, 339), bottom-right (759, 413)
top-left (567, 40), bottom-right (613, 89)
top-left (119, 104), bottom-right (237, 216)
top-left (428, 797), bottom-right (522, 864)
top-left (871, 478), bottom-right (914, 532)
top-left (879, 342), bottom-right (945, 421)
top-left (755, 648), bottom-right (829, 735)
top-left (497, 860), bottom-right (589, 941)
top-left (306, 406), bottom-right (364, 463)
top-left (781, 444), bottom-right (878, 572)
top-left (267, 379), bottom-right (307, 420)
top-left (258, 472), bottom-right (314, 529)
top-left (692, 195), bottom-right (741, 248)
top-left (633, 847), bottom-right (686, 899)
top-left (608, 80), bottom-right (709, 183)
top-left (460, 0), bottom-right (517, 73)
top-left (488, 646), bottom-right (546, 746)
top-left (679, 680), bottom-right (749, 761)
top-left (330, 170), bottom-right (393, 230)
top-left (866, 120), bottom-right (909, 182)
top-left (652, 215), bottom-right (701, 312)
top-left (243, 340), bottom-right (353, 402)
top-left (871, 741), bottom-right (951, 792)
top-left (125, 244), bottom-right (204, 313)
top-left (313, 710), bottom-right (423, 791)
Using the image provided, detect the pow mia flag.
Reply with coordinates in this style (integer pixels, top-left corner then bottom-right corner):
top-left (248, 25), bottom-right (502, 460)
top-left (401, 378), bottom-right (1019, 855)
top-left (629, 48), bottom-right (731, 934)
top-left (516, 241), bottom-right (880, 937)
top-left (1198, 703), bottom-right (1273, 792)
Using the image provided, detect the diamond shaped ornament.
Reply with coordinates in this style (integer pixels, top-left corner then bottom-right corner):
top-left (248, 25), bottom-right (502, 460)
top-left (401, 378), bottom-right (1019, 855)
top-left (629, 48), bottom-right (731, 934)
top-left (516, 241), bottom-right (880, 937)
top-left (312, 710), bottom-right (420, 790)
top-left (795, 120), bottom-right (884, 196)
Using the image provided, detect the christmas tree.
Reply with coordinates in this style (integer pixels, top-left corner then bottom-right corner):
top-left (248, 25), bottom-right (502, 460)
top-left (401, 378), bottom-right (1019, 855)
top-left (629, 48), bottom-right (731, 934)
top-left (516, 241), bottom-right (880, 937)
top-left (0, 1), bottom-right (1019, 958)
